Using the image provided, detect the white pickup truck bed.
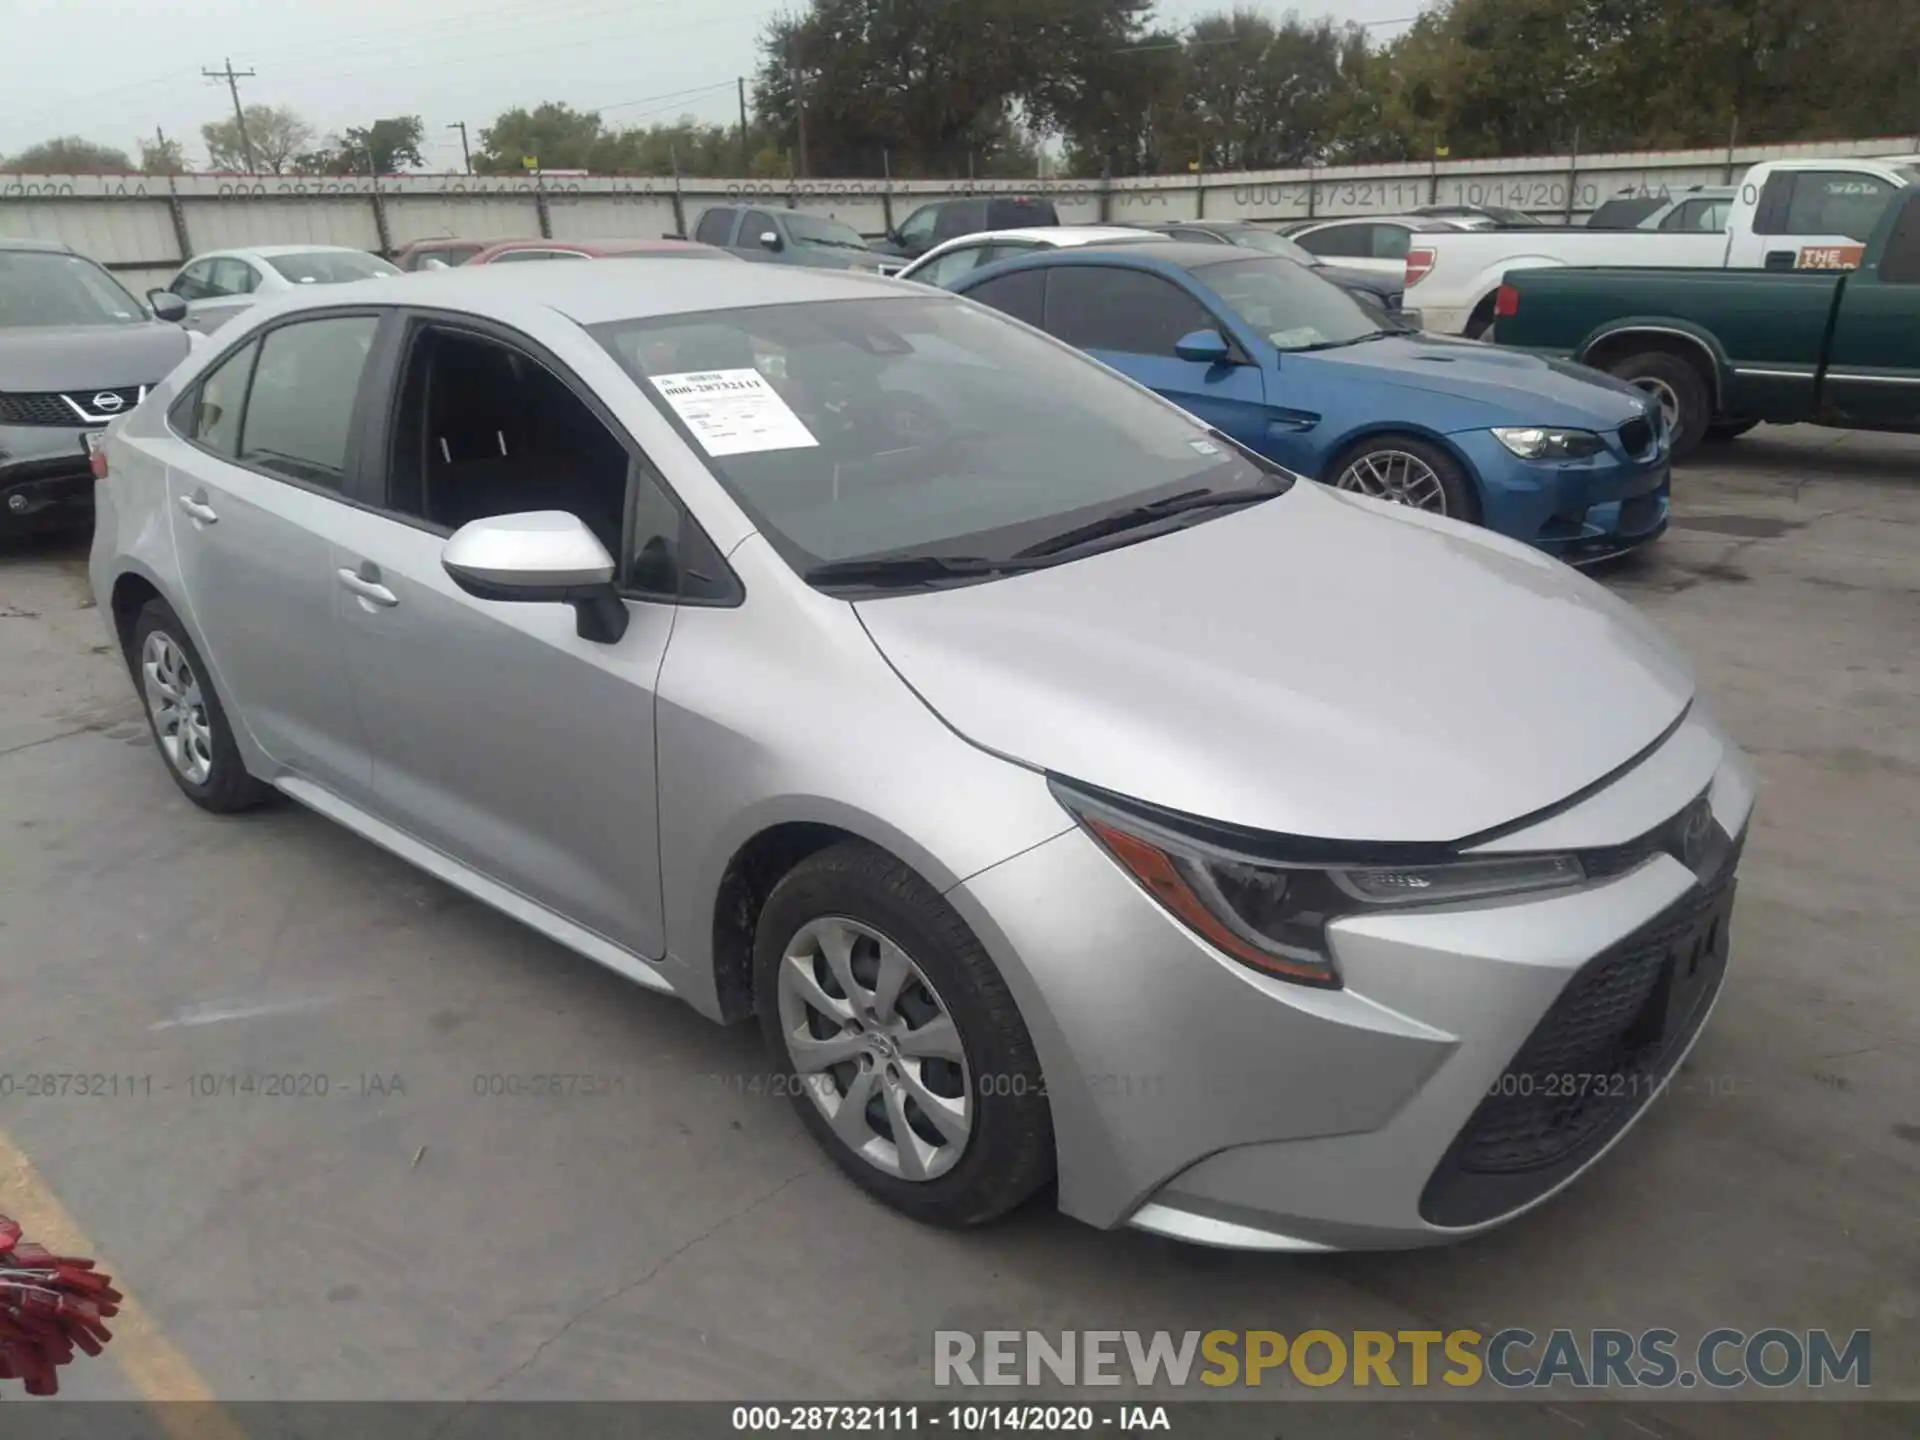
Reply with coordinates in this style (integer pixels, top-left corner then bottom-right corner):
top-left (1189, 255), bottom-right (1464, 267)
top-left (1405, 158), bottom-right (1917, 336)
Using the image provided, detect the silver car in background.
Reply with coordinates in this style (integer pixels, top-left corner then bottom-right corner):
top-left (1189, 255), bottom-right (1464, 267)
top-left (90, 262), bottom-right (1753, 1249)
top-left (158, 244), bottom-right (400, 334)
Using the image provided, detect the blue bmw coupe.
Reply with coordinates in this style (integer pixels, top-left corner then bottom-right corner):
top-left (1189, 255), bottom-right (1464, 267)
top-left (945, 242), bottom-right (1671, 562)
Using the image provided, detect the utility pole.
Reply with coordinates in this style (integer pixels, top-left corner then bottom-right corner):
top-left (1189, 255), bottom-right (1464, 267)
top-left (202, 57), bottom-right (257, 172)
top-left (447, 121), bottom-right (472, 174)
top-left (737, 76), bottom-right (750, 175)
top-left (789, 41), bottom-right (808, 179)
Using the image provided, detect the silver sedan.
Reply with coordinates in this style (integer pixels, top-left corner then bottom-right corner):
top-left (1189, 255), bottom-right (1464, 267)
top-left (90, 260), bottom-right (1754, 1249)
top-left (155, 244), bottom-right (399, 334)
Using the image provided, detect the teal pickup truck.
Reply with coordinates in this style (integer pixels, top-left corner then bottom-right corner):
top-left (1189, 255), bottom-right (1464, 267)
top-left (1492, 187), bottom-right (1920, 460)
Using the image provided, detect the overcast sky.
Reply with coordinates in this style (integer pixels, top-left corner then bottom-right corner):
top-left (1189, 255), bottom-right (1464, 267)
top-left (1, 0), bottom-right (1422, 169)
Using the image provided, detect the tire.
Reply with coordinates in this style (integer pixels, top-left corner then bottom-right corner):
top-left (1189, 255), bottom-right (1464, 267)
top-left (1327, 434), bottom-right (1479, 522)
top-left (1704, 420), bottom-right (1758, 444)
top-left (129, 598), bottom-right (273, 814)
top-left (1605, 350), bottom-right (1712, 461)
top-left (754, 840), bottom-right (1053, 1228)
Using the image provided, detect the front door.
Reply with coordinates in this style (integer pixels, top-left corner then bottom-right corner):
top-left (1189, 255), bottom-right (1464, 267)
top-left (161, 313), bottom-right (382, 798)
top-left (1040, 264), bottom-right (1272, 453)
top-left (332, 320), bottom-right (674, 957)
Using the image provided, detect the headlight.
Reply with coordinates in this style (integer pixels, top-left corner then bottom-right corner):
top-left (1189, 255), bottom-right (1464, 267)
top-left (1491, 426), bottom-right (1604, 460)
top-left (1054, 781), bottom-right (1585, 989)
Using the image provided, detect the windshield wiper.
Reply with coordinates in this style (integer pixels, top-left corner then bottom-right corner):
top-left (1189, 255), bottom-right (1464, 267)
top-left (1286, 330), bottom-right (1397, 353)
top-left (803, 553), bottom-right (1055, 588)
top-left (1013, 485), bottom-right (1279, 559)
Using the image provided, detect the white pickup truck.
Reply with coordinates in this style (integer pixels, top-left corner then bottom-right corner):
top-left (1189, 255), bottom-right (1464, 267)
top-left (1405, 156), bottom-right (1920, 337)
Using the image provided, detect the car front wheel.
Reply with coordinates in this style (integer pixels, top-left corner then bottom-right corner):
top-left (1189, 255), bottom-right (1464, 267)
top-left (754, 841), bottom-right (1053, 1227)
top-left (1329, 434), bottom-right (1477, 519)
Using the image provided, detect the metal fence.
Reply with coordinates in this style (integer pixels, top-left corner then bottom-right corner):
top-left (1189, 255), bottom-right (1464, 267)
top-left (3, 134), bottom-right (1913, 294)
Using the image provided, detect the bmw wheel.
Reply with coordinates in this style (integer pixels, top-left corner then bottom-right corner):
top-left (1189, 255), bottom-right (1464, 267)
top-left (754, 841), bottom-right (1053, 1226)
top-left (1331, 435), bottom-right (1476, 519)
top-left (130, 598), bottom-right (272, 813)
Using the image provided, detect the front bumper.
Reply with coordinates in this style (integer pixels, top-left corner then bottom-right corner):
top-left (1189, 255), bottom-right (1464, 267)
top-left (1, 424), bottom-right (97, 533)
top-left (948, 706), bottom-right (1756, 1250)
top-left (1451, 427), bottom-right (1671, 560)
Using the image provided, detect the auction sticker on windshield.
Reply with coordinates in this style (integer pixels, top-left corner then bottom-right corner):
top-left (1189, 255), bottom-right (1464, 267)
top-left (648, 368), bottom-right (819, 456)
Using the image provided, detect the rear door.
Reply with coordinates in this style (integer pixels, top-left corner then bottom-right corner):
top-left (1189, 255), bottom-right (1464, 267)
top-left (161, 311), bottom-right (384, 798)
top-left (1730, 169), bottom-right (1904, 271)
top-left (1822, 192), bottom-right (1920, 426)
top-left (1038, 264), bottom-right (1270, 452)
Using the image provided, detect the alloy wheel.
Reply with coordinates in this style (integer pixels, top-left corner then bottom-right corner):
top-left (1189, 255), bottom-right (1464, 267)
top-left (1335, 449), bottom-right (1449, 513)
top-left (1631, 376), bottom-right (1681, 431)
top-left (776, 916), bottom-right (973, 1182)
top-left (140, 631), bottom-right (213, 786)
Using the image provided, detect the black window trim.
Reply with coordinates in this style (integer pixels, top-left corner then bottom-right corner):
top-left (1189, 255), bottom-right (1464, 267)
top-left (359, 305), bottom-right (743, 608)
top-left (165, 304), bottom-right (390, 508)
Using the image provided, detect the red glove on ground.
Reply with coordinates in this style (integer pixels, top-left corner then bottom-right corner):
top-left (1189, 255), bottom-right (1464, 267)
top-left (0, 1214), bottom-right (122, 1395)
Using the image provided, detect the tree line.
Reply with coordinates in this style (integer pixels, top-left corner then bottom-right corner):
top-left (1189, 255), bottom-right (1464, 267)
top-left (8, 0), bottom-right (1918, 179)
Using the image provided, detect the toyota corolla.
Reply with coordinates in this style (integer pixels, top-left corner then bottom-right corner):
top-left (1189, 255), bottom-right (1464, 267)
top-left (90, 262), bottom-right (1753, 1249)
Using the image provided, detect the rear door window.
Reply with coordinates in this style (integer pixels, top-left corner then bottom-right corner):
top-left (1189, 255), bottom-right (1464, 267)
top-left (238, 315), bottom-right (379, 489)
top-left (1295, 223), bottom-right (1371, 258)
top-left (1783, 172), bottom-right (1899, 242)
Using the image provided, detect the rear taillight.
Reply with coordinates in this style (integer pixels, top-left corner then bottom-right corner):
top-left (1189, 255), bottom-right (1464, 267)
top-left (1404, 247), bottom-right (1436, 286)
top-left (1494, 283), bottom-right (1520, 318)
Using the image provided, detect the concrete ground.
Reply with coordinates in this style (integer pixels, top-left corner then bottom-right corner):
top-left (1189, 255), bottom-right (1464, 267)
top-left (0, 427), bottom-right (1914, 1429)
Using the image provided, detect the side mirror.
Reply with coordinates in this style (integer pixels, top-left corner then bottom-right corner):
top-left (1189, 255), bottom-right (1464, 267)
top-left (758, 230), bottom-right (783, 251)
top-left (441, 511), bottom-right (629, 644)
top-left (148, 289), bottom-right (188, 324)
top-left (1174, 328), bottom-right (1234, 365)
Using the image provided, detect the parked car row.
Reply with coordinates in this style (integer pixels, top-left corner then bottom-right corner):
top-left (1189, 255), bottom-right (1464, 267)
top-left (86, 256), bottom-right (1756, 1252)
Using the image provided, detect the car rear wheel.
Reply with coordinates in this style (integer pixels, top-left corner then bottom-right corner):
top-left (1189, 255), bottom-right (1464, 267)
top-left (131, 598), bottom-right (272, 814)
top-left (1330, 435), bottom-right (1477, 519)
top-left (1605, 351), bottom-right (1711, 461)
top-left (754, 840), bottom-right (1053, 1227)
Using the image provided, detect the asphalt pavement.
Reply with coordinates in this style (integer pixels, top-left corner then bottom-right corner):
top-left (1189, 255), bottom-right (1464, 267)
top-left (0, 426), bottom-right (1914, 1429)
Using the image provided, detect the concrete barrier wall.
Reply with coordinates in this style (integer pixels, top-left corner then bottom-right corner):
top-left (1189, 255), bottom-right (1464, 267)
top-left (4, 133), bottom-right (1913, 293)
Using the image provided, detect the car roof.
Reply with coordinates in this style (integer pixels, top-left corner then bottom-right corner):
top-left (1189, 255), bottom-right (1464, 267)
top-left (292, 255), bottom-right (911, 325)
top-left (1291, 214), bottom-right (1448, 232)
top-left (0, 236), bottom-right (73, 254)
top-left (394, 237), bottom-right (491, 250)
top-left (194, 244), bottom-right (374, 259)
top-left (957, 240), bottom-right (1252, 280)
top-left (472, 237), bottom-right (722, 258)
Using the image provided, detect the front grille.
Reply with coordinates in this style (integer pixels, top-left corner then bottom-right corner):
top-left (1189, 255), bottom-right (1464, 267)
top-left (1619, 416), bottom-right (1655, 457)
top-left (1419, 838), bottom-right (1741, 1228)
top-left (0, 386), bottom-right (143, 427)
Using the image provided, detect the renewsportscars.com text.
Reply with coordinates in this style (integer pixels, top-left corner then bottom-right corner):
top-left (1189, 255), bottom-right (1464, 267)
top-left (933, 1328), bottom-right (1871, 1390)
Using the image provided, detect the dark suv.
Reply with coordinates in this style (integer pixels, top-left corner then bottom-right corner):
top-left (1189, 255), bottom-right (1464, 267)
top-left (872, 196), bottom-right (1062, 266)
top-left (0, 239), bottom-right (194, 536)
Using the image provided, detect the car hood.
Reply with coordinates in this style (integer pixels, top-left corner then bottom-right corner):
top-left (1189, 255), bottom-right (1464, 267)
top-left (0, 322), bottom-right (192, 392)
top-left (855, 483), bottom-right (1694, 843)
top-left (1292, 332), bottom-right (1650, 428)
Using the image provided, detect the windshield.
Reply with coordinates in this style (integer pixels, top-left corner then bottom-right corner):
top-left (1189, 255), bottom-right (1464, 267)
top-left (592, 295), bottom-right (1275, 581)
top-left (786, 213), bottom-right (871, 252)
top-left (0, 249), bottom-right (144, 327)
top-left (1195, 256), bottom-right (1385, 351)
top-left (1224, 228), bottom-right (1319, 264)
top-left (265, 251), bottom-right (400, 284)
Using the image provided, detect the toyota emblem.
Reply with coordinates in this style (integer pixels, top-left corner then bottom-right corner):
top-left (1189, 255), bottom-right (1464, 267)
top-left (1677, 798), bottom-right (1714, 870)
top-left (92, 391), bottom-right (126, 414)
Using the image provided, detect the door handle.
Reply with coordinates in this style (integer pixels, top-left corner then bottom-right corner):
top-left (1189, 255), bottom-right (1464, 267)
top-left (176, 493), bottom-right (218, 524)
top-left (336, 568), bottom-right (398, 607)
top-left (1763, 250), bottom-right (1796, 271)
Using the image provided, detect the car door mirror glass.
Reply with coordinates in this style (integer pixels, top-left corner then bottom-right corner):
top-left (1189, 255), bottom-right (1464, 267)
top-left (441, 510), bottom-right (628, 643)
top-left (1174, 328), bottom-right (1234, 364)
top-left (148, 289), bottom-right (188, 323)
